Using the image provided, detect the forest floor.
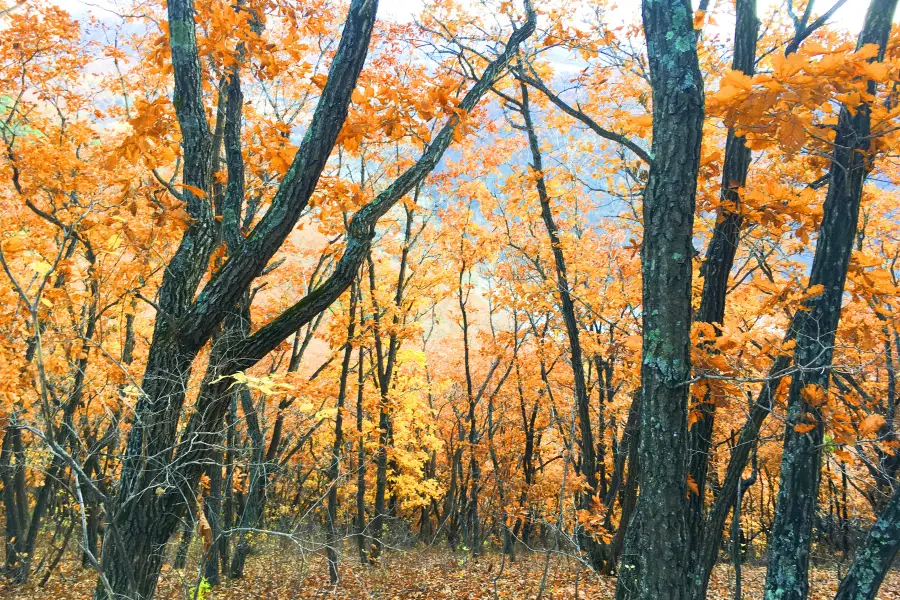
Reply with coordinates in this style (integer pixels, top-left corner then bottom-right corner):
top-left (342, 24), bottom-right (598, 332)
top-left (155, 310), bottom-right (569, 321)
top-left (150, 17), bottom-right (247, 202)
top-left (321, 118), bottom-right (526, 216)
top-left (2, 548), bottom-right (898, 599)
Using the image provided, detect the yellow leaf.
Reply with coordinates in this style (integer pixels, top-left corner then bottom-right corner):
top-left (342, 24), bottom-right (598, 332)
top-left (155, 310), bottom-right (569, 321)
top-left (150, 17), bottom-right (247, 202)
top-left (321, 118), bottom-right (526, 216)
top-left (1, 237), bottom-right (25, 254)
top-left (688, 409), bottom-right (703, 430)
top-left (687, 474), bottom-right (699, 496)
top-left (107, 233), bottom-right (123, 251)
top-left (179, 184), bottom-right (206, 199)
top-left (804, 284), bottom-right (825, 299)
top-left (29, 260), bottom-right (53, 276)
top-left (693, 9), bottom-right (705, 29)
top-left (633, 114), bottom-right (653, 128)
top-left (800, 383), bottom-right (826, 406)
top-left (778, 114), bottom-right (806, 155)
top-left (624, 335), bottom-right (642, 351)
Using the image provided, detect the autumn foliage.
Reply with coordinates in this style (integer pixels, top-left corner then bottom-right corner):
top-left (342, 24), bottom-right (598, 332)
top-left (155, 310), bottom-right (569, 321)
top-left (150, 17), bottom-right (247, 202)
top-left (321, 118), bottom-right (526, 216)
top-left (1, 0), bottom-right (900, 599)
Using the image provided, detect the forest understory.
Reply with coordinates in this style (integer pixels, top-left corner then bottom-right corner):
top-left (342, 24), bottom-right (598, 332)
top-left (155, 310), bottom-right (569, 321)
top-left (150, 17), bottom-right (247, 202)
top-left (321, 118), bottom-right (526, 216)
top-left (2, 547), bottom-right (898, 600)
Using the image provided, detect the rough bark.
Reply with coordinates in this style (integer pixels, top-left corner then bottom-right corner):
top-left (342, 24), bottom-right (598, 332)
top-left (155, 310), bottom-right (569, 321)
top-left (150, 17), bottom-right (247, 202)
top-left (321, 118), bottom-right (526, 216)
top-left (764, 1), bottom-right (897, 598)
top-left (615, 2), bottom-right (704, 599)
top-left (834, 483), bottom-right (900, 600)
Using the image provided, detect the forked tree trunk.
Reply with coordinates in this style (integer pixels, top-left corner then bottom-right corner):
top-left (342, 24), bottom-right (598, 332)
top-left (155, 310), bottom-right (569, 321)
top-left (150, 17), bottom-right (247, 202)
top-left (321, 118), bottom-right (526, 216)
top-left (93, 0), bottom-right (535, 595)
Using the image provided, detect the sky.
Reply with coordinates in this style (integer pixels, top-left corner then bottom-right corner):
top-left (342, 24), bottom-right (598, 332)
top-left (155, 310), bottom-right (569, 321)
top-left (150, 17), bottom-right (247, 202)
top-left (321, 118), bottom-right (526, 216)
top-left (48, 0), bottom-right (885, 35)
top-left (376, 0), bottom-right (882, 35)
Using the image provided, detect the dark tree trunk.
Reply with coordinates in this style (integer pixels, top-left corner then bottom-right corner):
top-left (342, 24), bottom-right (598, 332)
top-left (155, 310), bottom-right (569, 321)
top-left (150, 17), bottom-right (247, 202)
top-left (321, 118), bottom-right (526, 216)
top-left (229, 388), bottom-right (268, 579)
top-left (327, 281), bottom-right (358, 583)
top-left (615, 1), bottom-right (704, 599)
top-left (368, 205), bottom-right (415, 557)
top-left (605, 391), bottom-right (640, 576)
top-left (834, 483), bottom-right (900, 600)
top-left (1, 427), bottom-right (26, 582)
top-left (519, 77), bottom-right (604, 570)
top-left (173, 506), bottom-right (195, 571)
top-left (764, 2), bottom-right (897, 598)
top-left (687, 0), bottom-right (758, 560)
top-left (202, 449), bottom-right (224, 586)
top-left (355, 343), bottom-right (369, 566)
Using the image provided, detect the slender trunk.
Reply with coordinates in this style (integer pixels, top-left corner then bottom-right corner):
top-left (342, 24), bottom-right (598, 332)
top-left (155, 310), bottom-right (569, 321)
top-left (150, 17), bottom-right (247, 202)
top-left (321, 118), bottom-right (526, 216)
top-left (355, 343), bottom-right (369, 565)
top-left (173, 507), bottom-right (195, 571)
top-left (605, 391), bottom-right (641, 576)
top-left (202, 449), bottom-right (223, 586)
top-left (732, 479), bottom-right (743, 600)
top-left (687, 0), bottom-right (758, 575)
top-left (519, 75), bottom-right (603, 571)
top-left (229, 389), bottom-right (268, 579)
top-left (327, 282), bottom-right (358, 583)
top-left (1, 427), bottom-right (26, 581)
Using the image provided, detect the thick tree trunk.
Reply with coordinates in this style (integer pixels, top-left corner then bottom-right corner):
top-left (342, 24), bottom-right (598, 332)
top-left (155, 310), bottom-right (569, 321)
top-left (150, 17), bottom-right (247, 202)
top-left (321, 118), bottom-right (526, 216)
top-left (615, 1), bottom-right (704, 599)
top-left (764, 2), bottom-right (897, 598)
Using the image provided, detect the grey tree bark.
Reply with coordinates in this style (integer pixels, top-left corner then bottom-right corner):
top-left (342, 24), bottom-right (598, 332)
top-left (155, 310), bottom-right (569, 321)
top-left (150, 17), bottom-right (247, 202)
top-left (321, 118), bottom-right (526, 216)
top-left (615, 2), bottom-right (704, 600)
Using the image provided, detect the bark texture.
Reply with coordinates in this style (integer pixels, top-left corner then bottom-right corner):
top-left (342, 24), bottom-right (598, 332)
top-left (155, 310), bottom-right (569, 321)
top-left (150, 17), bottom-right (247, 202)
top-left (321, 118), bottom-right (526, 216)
top-left (615, 1), bottom-right (704, 599)
top-left (764, 1), bottom-right (898, 598)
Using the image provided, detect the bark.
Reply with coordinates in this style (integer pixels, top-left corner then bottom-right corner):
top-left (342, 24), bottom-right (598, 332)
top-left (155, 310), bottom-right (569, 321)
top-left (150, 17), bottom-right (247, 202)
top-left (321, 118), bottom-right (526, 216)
top-left (94, 0), bottom-right (535, 595)
top-left (605, 391), bottom-right (641, 576)
top-left (834, 483), bottom-right (900, 600)
top-left (228, 387), bottom-right (268, 579)
top-left (355, 343), bottom-right (369, 565)
top-left (202, 449), bottom-right (224, 586)
top-left (764, 2), bottom-right (897, 597)
top-left (1, 427), bottom-right (26, 581)
top-left (687, 0), bottom-right (758, 534)
top-left (615, 2), bottom-right (704, 599)
top-left (682, 0), bottom-right (759, 594)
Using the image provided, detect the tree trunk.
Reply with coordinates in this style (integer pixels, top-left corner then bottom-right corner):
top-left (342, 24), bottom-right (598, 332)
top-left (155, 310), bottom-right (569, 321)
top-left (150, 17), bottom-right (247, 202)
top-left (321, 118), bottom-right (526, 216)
top-left (202, 449), bottom-right (224, 586)
top-left (355, 343), bottom-right (369, 565)
top-left (764, 2), bottom-right (897, 597)
top-left (687, 0), bottom-right (758, 567)
top-left (615, 2), bottom-right (704, 599)
top-left (519, 74), bottom-right (605, 571)
top-left (327, 281), bottom-right (358, 583)
top-left (834, 483), bottom-right (900, 600)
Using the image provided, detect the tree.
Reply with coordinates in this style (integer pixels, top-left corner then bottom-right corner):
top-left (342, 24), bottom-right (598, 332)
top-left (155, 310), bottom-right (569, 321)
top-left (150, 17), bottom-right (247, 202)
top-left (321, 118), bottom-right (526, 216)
top-left (614, 2), bottom-right (704, 600)
top-left (764, 1), bottom-right (898, 597)
top-left (88, 0), bottom-right (536, 597)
